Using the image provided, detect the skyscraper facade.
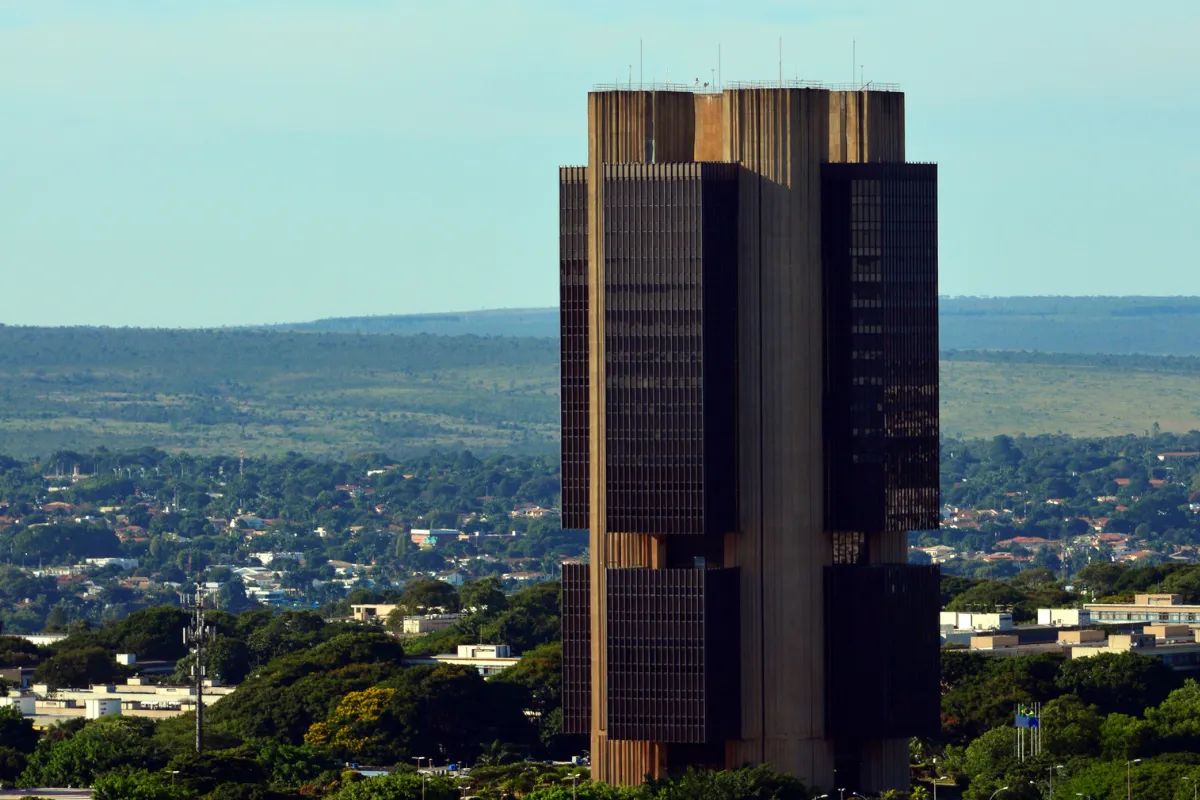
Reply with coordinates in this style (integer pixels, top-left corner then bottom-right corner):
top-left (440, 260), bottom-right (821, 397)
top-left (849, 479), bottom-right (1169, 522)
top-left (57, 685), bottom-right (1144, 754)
top-left (559, 83), bottom-right (940, 794)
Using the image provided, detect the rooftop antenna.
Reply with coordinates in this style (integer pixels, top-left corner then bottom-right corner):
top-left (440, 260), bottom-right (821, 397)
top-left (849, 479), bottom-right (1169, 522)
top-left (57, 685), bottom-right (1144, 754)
top-left (852, 40), bottom-right (855, 84)
top-left (639, 39), bottom-right (643, 89)
top-left (779, 37), bottom-right (783, 87)
top-left (718, 43), bottom-right (721, 89)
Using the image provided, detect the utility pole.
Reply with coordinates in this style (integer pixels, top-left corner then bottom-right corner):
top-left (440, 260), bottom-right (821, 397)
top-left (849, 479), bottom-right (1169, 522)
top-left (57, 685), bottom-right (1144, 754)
top-left (184, 582), bottom-right (215, 753)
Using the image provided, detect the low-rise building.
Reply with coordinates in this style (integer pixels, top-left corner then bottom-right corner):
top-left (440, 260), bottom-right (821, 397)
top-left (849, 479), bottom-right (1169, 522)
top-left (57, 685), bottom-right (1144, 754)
top-left (940, 612), bottom-right (1013, 632)
top-left (406, 644), bottom-right (520, 677)
top-left (401, 614), bottom-right (460, 635)
top-left (351, 604), bottom-right (398, 623)
top-left (1086, 593), bottom-right (1200, 624)
top-left (410, 529), bottom-right (461, 548)
top-left (1038, 608), bottom-right (1092, 627)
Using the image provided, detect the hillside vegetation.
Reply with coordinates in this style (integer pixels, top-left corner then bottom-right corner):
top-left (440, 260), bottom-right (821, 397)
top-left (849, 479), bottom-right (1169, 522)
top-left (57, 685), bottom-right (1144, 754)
top-left (0, 327), bottom-right (558, 458)
top-left (265, 297), bottom-right (1200, 357)
top-left (5, 324), bottom-right (1200, 457)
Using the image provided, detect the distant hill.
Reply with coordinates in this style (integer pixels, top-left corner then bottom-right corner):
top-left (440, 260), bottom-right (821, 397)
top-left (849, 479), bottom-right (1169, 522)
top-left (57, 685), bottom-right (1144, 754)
top-left (264, 308), bottom-right (559, 338)
top-left (268, 297), bottom-right (1200, 356)
top-left (4, 297), bottom-right (1200, 457)
top-left (938, 296), bottom-right (1200, 355)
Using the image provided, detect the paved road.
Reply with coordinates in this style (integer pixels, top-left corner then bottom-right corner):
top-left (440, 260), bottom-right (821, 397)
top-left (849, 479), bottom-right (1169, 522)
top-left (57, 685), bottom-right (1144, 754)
top-left (0, 790), bottom-right (93, 799)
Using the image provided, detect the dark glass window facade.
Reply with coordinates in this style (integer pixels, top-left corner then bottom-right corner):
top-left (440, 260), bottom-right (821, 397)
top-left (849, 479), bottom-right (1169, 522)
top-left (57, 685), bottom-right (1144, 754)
top-left (822, 163), bottom-right (940, 540)
top-left (561, 562), bottom-right (592, 735)
top-left (606, 567), bottom-right (739, 743)
top-left (602, 163), bottom-right (738, 537)
top-left (824, 564), bottom-right (941, 739)
top-left (560, 167), bottom-right (590, 530)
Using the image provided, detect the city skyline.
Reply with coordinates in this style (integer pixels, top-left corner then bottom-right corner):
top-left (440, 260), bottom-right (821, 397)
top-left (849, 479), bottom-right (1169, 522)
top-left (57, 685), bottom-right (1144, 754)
top-left (2, 1), bottom-right (1199, 327)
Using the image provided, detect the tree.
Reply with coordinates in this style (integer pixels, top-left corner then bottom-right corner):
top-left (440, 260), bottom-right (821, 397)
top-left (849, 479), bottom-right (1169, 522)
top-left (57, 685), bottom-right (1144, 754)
top-left (1040, 694), bottom-right (1102, 757)
top-left (325, 771), bottom-right (458, 800)
top-left (1055, 652), bottom-right (1181, 717)
top-left (32, 646), bottom-right (124, 689)
top-left (18, 715), bottom-right (164, 788)
top-left (305, 686), bottom-right (400, 763)
top-left (459, 577), bottom-right (507, 616)
top-left (399, 580), bottom-right (459, 615)
top-left (0, 706), bottom-right (38, 755)
top-left (944, 581), bottom-right (1025, 613)
top-left (1145, 679), bottom-right (1200, 753)
top-left (171, 635), bottom-right (252, 684)
top-left (94, 768), bottom-right (198, 800)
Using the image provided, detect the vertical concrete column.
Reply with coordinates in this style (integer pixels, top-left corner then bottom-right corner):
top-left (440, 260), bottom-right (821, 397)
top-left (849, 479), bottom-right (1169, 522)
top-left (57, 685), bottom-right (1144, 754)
top-left (829, 91), bottom-right (905, 163)
top-left (722, 87), bottom-right (834, 789)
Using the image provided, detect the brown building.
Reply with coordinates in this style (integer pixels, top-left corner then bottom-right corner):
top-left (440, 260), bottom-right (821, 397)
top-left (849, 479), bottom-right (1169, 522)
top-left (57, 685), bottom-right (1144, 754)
top-left (559, 81), bottom-right (941, 794)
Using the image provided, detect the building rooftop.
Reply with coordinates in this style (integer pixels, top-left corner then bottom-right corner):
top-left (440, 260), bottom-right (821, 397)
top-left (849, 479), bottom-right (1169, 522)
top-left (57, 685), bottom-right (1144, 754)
top-left (591, 79), bottom-right (899, 94)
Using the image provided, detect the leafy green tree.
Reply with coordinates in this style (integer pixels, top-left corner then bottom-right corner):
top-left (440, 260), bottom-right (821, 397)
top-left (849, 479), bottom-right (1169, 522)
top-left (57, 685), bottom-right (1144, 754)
top-left (1055, 652), bottom-right (1181, 717)
top-left (93, 768), bottom-right (198, 800)
top-left (1098, 712), bottom-right (1153, 760)
top-left (325, 771), bottom-right (458, 800)
top-left (171, 635), bottom-right (252, 685)
top-left (645, 765), bottom-right (808, 800)
top-left (207, 631), bottom-right (406, 744)
top-left (0, 706), bottom-right (38, 754)
top-left (1040, 694), bottom-right (1102, 757)
top-left (1145, 679), bottom-right (1200, 754)
top-left (255, 741), bottom-right (340, 787)
top-left (944, 581), bottom-right (1026, 613)
top-left (399, 580), bottom-right (460, 615)
top-left (32, 645), bottom-right (124, 689)
top-left (18, 715), bottom-right (164, 788)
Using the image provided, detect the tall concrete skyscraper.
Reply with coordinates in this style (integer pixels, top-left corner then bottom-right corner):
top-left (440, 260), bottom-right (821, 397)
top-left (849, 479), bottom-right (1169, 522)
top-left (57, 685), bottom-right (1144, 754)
top-left (559, 82), bottom-right (940, 794)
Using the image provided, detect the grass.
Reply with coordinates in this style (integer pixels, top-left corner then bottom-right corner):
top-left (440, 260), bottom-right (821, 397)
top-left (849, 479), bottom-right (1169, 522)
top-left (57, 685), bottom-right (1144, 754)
top-left (940, 358), bottom-right (1200, 439)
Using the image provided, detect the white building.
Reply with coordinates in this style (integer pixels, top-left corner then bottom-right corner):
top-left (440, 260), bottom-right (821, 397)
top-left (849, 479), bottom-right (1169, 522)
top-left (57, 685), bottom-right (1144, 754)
top-left (0, 694), bottom-right (36, 715)
top-left (84, 697), bottom-right (122, 719)
top-left (402, 614), bottom-right (461, 635)
top-left (406, 644), bottom-right (520, 677)
top-left (85, 557), bottom-right (139, 570)
top-left (435, 570), bottom-right (465, 586)
top-left (251, 552), bottom-right (302, 567)
top-left (1037, 608), bottom-right (1092, 627)
top-left (939, 612), bottom-right (1013, 632)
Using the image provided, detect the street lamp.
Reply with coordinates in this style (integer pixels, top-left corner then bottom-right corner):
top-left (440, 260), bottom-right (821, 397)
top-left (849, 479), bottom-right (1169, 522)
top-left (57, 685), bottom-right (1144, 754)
top-left (838, 788), bottom-right (846, 800)
top-left (1076, 794), bottom-right (1093, 800)
top-left (989, 788), bottom-right (1009, 800)
top-left (1126, 758), bottom-right (1141, 800)
top-left (565, 773), bottom-right (581, 800)
top-left (413, 756), bottom-right (426, 800)
top-left (811, 795), bottom-right (828, 800)
top-left (1184, 776), bottom-right (1198, 800)
top-left (1048, 764), bottom-right (1064, 800)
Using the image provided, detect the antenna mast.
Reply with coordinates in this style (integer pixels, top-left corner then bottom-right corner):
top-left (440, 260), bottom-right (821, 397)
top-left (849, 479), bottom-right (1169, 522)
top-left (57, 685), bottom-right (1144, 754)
top-left (183, 582), bottom-right (216, 753)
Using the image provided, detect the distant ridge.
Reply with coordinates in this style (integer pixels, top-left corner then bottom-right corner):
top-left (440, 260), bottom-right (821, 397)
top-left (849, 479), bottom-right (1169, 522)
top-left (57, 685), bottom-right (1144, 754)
top-left (261, 297), bottom-right (1200, 357)
top-left (261, 308), bottom-right (559, 338)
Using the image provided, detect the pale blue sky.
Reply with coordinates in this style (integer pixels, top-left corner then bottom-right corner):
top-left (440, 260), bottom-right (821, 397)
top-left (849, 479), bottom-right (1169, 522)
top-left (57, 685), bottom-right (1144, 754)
top-left (2, 1), bottom-right (1198, 327)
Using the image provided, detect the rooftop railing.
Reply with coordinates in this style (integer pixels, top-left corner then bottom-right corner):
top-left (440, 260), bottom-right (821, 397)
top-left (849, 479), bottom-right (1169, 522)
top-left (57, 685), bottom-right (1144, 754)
top-left (592, 79), bottom-right (900, 93)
